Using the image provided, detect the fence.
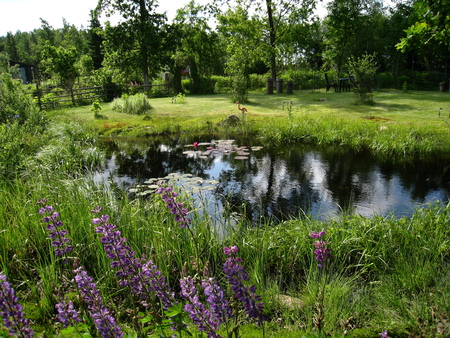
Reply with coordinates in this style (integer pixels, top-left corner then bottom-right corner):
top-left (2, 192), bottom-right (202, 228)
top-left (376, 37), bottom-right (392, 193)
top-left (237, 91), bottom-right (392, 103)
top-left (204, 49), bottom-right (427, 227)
top-left (31, 83), bottom-right (171, 110)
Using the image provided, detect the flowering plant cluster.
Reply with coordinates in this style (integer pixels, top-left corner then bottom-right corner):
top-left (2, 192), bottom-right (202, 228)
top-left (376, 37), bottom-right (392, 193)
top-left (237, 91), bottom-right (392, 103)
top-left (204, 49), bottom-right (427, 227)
top-left (156, 185), bottom-right (191, 228)
top-left (93, 212), bottom-right (176, 311)
top-left (39, 203), bottom-right (123, 338)
top-left (0, 275), bottom-right (34, 337)
top-left (55, 300), bottom-right (81, 329)
top-left (222, 246), bottom-right (266, 325)
top-left (39, 204), bottom-right (73, 259)
top-left (310, 230), bottom-right (332, 268)
top-left (1, 202), bottom-right (267, 337)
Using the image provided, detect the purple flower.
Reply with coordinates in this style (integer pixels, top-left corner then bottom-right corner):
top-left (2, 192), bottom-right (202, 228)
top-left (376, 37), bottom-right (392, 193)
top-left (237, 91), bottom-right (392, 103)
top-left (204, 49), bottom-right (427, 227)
top-left (180, 276), bottom-right (223, 337)
top-left (202, 277), bottom-right (232, 325)
top-left (94, 213), bottom-right (176, 310)
top-left (380, 330), bottom-right (388, 338)
top-left (311, 231), bottom-right (331, 268)
top-left (73, 266), bottom-right (123, 338)
top-left (222, 247), bottom-right (265, 325)
top-left (141, 260), bottom-right (176, 311)
top-left (223, 246), bottom-right (238, 255)
top-left (40, 205), bottom-right (73, 260)
top-left (157, 185), bottom-right (191, 228)
top-left (310, 230), bottom-right (326, 239)
top-left (0, 275), bottom-right (34, 337)
top-left (55, 300), bottom-right (81, 328)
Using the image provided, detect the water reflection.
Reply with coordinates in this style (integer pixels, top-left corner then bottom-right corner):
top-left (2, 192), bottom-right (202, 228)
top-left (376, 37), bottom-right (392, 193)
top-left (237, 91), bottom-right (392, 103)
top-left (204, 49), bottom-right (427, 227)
top-left (93, 136), bottom-right (450, 222)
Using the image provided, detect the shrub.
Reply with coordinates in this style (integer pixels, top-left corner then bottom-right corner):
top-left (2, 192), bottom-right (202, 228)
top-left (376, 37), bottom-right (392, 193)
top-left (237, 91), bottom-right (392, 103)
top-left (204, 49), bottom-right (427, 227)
top-left (111, 93), bottom-right (152, 115)
top-left (348, 54), bottom-right (378, 104)
top-left (0, 72), bottom-right (37, 124)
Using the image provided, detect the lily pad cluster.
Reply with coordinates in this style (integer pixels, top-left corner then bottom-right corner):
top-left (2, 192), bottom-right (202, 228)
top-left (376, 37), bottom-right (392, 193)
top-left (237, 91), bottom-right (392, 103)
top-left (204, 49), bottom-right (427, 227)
top-left (128, 173), bottom-right (219, 197)
top-left (183, 139), bottom-right (263, 160)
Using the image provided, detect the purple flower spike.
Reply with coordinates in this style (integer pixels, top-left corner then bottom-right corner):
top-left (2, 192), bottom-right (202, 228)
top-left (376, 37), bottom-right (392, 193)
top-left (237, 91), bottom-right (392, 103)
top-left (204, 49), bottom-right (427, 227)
top-left (310, 230), bottom-right (326, 239)
top-left (311, 231), bottom-right (331, 267)
top-left (55, 300), bottom-right (81, 328)
top-left (0, 275), bottom-right (34, 337)
top-left (40, 204), bottom-right (73, 261)
top-left (73, 266), bottom-right (124, 338)
top-left (94, 213), bottom-right (176, 311)
top-left (380, 330), bottom-right (388, 338)
top-left (157, 184), bottom-right (191, 228)
top-left (180, 276), bottom-right (224, 337)
top-left (222, 246), bottom-right (265, 325)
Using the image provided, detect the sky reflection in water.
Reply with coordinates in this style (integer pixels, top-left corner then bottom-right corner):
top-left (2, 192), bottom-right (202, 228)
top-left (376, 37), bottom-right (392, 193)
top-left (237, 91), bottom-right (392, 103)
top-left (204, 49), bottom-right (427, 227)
top-left (93, 137), bottom-right (450, 223)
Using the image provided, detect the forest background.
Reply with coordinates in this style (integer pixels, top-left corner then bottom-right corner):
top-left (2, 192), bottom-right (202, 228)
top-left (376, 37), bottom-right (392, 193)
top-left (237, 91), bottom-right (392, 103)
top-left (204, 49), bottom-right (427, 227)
top-left (1, 0), bottom-right (449, 101)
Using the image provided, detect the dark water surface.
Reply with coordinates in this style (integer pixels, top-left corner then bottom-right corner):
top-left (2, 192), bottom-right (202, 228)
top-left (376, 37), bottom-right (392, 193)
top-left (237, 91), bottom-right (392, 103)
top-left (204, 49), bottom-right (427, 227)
top-left (93, 136), bottom-right (450, 222)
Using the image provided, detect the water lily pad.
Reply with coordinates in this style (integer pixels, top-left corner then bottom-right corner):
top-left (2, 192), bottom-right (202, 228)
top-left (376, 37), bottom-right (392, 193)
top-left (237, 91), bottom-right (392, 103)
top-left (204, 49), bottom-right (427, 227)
top-left (234, 156), bottom-right (249, 160)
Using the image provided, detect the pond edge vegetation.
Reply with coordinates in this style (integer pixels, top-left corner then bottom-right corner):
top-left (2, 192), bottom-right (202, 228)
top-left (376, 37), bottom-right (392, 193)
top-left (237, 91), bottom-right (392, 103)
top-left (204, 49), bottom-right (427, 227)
top-left (1, 77), bottom-right (450, 337)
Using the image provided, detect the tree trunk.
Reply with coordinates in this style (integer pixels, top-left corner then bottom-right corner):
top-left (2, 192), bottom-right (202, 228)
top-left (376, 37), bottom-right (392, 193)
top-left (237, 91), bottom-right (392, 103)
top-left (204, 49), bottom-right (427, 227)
top-left (139, 0), bottom-right (150, 88)
top-left (266, 0), bottom-right (277, 84)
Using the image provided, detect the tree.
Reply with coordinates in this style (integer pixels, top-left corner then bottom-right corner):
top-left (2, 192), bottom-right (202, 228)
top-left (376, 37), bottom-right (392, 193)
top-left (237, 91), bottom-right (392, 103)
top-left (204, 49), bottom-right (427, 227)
top-left (217, 6), bottom-right (265, 101)
top-left (214, 0), bottom-right (315, 83)
top-left (5, 32), bottom-right (19, 61)
top-left (397, 0), bottom-right (450, 52)
top-left (97, 0), bottom-right (168, 87)
top-left (88, 9), bottom-right (104, 70)
top-left (172, 1), bottom-right (226, 94)
top-left (41, 44), bottom-right (80, 105)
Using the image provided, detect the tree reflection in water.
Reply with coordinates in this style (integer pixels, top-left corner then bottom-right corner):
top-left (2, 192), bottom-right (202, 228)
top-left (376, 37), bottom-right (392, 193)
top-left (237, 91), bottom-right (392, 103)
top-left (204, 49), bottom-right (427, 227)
top-left (92, 136), bottom-right (450, 223)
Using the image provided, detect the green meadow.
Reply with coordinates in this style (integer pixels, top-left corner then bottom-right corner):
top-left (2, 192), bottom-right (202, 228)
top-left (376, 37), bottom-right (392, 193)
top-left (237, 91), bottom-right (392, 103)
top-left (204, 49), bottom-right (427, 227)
top-left (1, 89), bottom-right (450, 337)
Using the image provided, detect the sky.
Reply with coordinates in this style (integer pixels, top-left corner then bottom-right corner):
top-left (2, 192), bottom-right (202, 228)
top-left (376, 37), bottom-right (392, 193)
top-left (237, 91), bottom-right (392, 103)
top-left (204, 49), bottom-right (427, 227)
top-left (0, 0), bottom-right (212, 37)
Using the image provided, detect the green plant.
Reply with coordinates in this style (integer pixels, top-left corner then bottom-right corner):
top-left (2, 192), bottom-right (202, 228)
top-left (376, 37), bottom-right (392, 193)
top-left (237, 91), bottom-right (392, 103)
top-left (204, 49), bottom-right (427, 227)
top-left (347, 54), bottom-right (378, 104)
top-left (112, 93), bottom-right (152, 115)
top-left (91, 99), bottom-right (102, 118)
top-left (171, 93), bottom-right (186, 104)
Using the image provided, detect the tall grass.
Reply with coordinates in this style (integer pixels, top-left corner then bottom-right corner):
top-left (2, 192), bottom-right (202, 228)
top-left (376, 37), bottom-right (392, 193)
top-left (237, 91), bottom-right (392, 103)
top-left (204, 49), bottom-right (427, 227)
top-left (1, 91), bottom-right (450, 336)
top-left (112, 93), bottom-right (153, 115)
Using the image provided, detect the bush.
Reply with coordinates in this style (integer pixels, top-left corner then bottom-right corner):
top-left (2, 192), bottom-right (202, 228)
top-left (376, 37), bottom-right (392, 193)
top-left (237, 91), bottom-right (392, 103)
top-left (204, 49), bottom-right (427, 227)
top-left (348, 54), bottom-right (378, 104)
top-left (111, 93), bottom-right (152, 115)
top-left (0, 72), bottom-right (37, 124)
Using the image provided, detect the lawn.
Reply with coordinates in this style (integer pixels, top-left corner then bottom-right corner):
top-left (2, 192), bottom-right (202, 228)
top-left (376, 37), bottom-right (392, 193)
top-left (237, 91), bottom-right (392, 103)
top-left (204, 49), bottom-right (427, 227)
top-left (51, 89), bottom-right (450, 135)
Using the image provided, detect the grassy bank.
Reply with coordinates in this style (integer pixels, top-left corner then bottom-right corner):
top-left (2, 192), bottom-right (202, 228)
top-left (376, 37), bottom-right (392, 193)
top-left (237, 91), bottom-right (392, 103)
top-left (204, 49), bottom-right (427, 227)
top-left (0, 89), bottom-right (449, 337)
top-left (50, 89), bottom-right (450, 160)
top-left (1, 173), bottom-right (449, 337)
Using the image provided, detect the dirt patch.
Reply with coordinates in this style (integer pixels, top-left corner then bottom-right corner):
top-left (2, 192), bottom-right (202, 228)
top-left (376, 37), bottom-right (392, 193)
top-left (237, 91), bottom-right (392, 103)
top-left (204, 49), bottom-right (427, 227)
top-left (362, 116), bottom-right (390, 122)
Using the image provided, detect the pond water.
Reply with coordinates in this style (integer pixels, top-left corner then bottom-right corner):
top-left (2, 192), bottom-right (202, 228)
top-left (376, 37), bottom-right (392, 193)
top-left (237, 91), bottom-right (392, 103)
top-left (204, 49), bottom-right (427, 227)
top-left (92, 135), bottom-right (450, 223)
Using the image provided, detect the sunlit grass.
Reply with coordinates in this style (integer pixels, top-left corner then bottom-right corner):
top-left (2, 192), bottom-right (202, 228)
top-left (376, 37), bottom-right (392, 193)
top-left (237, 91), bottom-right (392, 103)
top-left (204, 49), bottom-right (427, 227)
top-left (46, 89), bottom-right (450, 160)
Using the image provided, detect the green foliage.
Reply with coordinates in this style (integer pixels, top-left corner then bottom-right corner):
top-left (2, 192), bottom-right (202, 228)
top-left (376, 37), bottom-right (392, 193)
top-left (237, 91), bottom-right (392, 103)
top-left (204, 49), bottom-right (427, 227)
top-left (91, 99), bottom-right (102, 118)
top-left (0, 72), bottom-right (36, 124)
top-left (41, 43), bottom-right (81, 106)
top-left (112, 93), bottom-right (152, 115)
top-left (171, 93), bottom-right (186, 104)
top-left (347, 54), bottom-right (378, 104)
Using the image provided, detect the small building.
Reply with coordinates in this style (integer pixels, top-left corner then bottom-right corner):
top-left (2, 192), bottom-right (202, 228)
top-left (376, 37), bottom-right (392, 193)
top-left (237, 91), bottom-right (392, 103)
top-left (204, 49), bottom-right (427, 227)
top-left (9, 60), bottom-right (35, 84)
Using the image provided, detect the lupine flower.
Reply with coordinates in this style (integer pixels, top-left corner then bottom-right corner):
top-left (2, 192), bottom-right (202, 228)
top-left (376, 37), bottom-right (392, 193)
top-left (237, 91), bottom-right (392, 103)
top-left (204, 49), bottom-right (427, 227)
top-left (180, 276), bottom-right (222, 338)
top-left (73, 266), bottom-right (124, 338)
top-left (40, 205), bottom-right (73, 260)
top-left (310, 231), bottom-right (331, 268)
top-left (141, 260), bottom-right (176, 311)
top-left (202, 277), bottom-right (232, 325)
top-left (156, 185), bottom-right (191, 228)
top-left (0, 275), bottom-right (34, 337)
top-left (222, 246), bottom-right (265, 325)
top-left (93, 213), bottom-right (176, 310)
top-left (55, 300), bottom-right (81, 328)
top-left (310, 231), bottom-right (326, 239)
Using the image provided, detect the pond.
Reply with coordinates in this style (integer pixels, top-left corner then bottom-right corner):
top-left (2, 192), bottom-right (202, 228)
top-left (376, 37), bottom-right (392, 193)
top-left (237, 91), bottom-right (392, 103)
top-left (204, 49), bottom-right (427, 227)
top-left (92, 135), bottom-right (450, 223)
